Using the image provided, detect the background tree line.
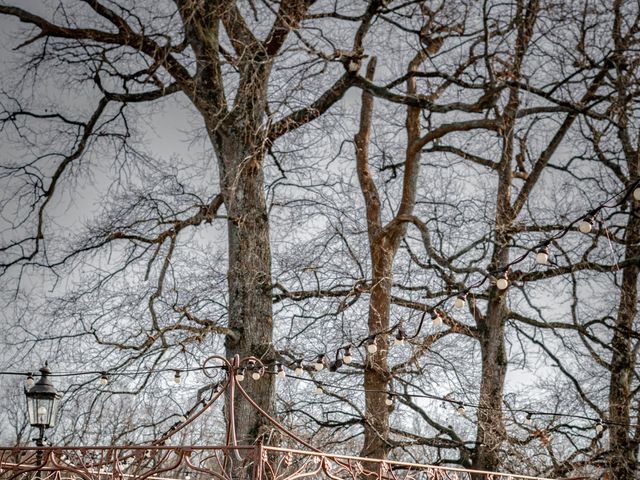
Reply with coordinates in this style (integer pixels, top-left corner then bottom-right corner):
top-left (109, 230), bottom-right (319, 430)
top-left (0, 1), bottom-right (638, 478)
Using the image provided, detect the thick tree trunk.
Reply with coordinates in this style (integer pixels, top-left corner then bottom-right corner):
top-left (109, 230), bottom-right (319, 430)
top-left (361, 248), bottom-right (392, 458)
top-left (473, 293), bottom-right (508, 472)
top-left (608, 200), bottom-right (639, 479)
top-left (214, 131), bottom-right (276, 445)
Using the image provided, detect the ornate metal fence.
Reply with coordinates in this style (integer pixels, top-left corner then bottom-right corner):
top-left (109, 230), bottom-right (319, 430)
top-left (0, 444), bottom-right (561, 480)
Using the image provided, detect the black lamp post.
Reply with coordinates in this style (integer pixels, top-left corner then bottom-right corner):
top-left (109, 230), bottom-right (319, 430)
top-left (24, 363), bottom-right (62, 465)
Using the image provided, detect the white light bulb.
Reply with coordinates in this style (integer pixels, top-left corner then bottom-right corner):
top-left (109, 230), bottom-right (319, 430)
top-left (536, 246), bottom-right (549, 265)
top-left (236, 370), bottom-right (245, 382)
top-left (456, 404), bottom-right (465, 415)
top-left (294, 366), bottom-right (303, 376)
top-left (178, 415), bottom-right (187, 423)
top-left (595, 422), bottom-right (604, 433)
top-left (26, 375), bottom-right (34, 388)
top-left (314, 386), bottom-right (323, 395)
top-left (277, 366), bottom-right (286, 379)
top-left (251, 371), bottom-right (261, 380)
top-left (579, 219), bottom-right (593, 234)
top-left (99, 374), bottom-right (109, 386)
top-left (634, 187), bottom-right (640, 201)
top-left (343, 354), bottom-right (352, 364)
top-left (173, 371), bottom-right (182, 385)
top-left (385, 396), bottom-right (393, 406)
top-left (432, 313), bottom-right (443, 328)
top-left (367, 342), bottom-right (378, 354)
top-left (496, 277), bottom-right (509, 290)
top-left (454, 296), bottom-right (465, 309)
top-left (394, 337), bottom-right (405, 346)
top-left (314, 362), bottom-right (324, 371)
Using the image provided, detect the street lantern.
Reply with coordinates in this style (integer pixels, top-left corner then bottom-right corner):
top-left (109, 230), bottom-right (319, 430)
top-left (25, 364), bottom-right (62, 446)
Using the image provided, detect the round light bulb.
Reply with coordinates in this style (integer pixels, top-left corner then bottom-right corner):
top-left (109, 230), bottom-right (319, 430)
top-left (496, 277), bottom-right (509, 290)
top-left (276, 365), bottom-right (286, 379)
top-left (314, 386), bottom-right (323, 395)
top-left (394, 337), bottom-right (405, 346)
top-left (456, 404), bottom-right (465, 415)
top-left (26, 374), bottom-right (34, 388)
top-left (536, 248), bottom-right (549, 265)
top-left (634, 187), bottom-right (640, 201)
top-left (454, 296), bottom-right (465, 309)
top-left (99, 374), bottom-right (109, 385)
top-left (236, 369), bottom-right (245, 382)
top-left (343, 354), bottom-right (352, 364)
top-left (367, 342), bottom-right (378, 354)
top-left (251, 371), bottom-right (261, 380)
top-left (432, 313), bottom-right (443, 328)
top-left (385, 396), bottom-right (393, 406)
top-left (178, 415), bottom-right (187, 423)
top-left (314, 362), bottom-right (324, 371)
top-left (579, 219), bottom-right (593, 234)
top-left (595, 422), bottom-right (604, 433)
top-left (294, 366), bottom-right (303, 376)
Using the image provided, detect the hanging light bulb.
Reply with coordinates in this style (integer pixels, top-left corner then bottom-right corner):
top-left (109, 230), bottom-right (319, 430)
top-left (276, 363), bottom-right (286, 379)
top-left (342, 346), bottom-right (353, 364)
top-left (173, 370), bottom-right (182, 385)
top-left (456, 403), bottom-right (465, 415)
top-left (235, 368), bottom-right (245, 382)
top-left (634, 187), bottom-right (640, 201)
top-left (454, 294), bottom-right (466, 309)
top-left (366, 339), bottom-right (378, 354)
top-left (385, 394), bottom-right (394, 406)
top-left (394, 328), bottom-right (406, 346)
top-left (294, 361), bottom-right (304, 376)
top-left (314, 385), bottom-right (323, 395)
top-left (431, 310), bottom-right (443, 328)
top-left (251, 370), bottom-right (261, 380)
top-left (178, 414), bottom-right (187, 423)
top-left (99, 372), bottom-right (109, 386)
top-left (536, 245), bottom-right (549, 265)
top-left (525, 412), bottom-right (532, 425)
top-left (579, 217), bottom-right (594, 234)
top-left (25, 373), bottom-right (34, 388)
top-left (595, 421), bottom-right (604, 434)
top-left (313, 354), bottom-right (325, 371)
top-left (496, 274), bottom-right (509, 290)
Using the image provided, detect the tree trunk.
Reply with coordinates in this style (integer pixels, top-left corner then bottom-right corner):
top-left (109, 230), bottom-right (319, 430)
top-left (361, 246), bottom-right (393, 458)
top-left (214, 130), bottom-right (275, 445)
top-left (608, 199), bottom-right (639, 479)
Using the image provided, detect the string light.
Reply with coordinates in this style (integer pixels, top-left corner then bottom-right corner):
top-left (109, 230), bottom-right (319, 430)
top-left (595, 421), bottom-right (604, 433)
top-left (313, 354), bottom-right (325, 371)
top-left (431, 310), bottom-right (443, 328)
top-left (314, 384), bottom-right (323, 395)
top-left (456, 403), bottom-right (465, 415)
top-left (454, 295), bottom-right (466, 309)
top-left (535, 245), bottom-right (549, 265)
top-left (177, 415), bottom-right (187, 423)
top-left (235, 368), bottom-right (245, 382)
top-left (276, 363), bottom-right (286, 379)
top-left (294, 361), bottom-right (304, 376)
top-left (385, 394), bottom-right (394, 406)
top-left (173, 370), bottom-right (182, 385)
top-left (394, 328), bottom-right (406, 346)
top-left (251, 370), bottom-right (261, 380)
top-left (25, 373), bottom-right (34, 387)
top-left (342, 346), bottom-right (353, 364)
top-left (366, 339), bottom-right (378, 354)
top-left (496, 273), bottom-right (509, 290)
top-left (579, 217), bottom-right (594, 234)
top-left (99, 372), bottom-right (109, 386)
